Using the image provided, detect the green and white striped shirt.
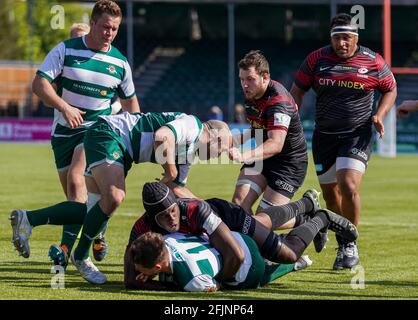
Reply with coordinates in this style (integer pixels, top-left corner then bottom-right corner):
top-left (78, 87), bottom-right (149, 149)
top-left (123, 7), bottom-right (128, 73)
top-left (159, 232), bottom-right (253, 292)
top-left (100, 112), bottom-right (202, 185)
top-left (37, 36), bottom-right (136, 137)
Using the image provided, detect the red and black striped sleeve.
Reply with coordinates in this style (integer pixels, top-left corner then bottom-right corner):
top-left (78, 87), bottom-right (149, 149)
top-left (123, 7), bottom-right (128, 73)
top-left (294, 48), bottom-right (321, 91)
top-left (265, 96), bottom-right (296, 132)
top-left (375, 53), bottom-right (397, 93)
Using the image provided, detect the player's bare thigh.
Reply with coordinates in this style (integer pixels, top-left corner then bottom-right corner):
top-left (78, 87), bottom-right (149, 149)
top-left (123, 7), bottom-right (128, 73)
top-left (58, 144), bottom-right (87, 202)
top-left (232, 168), bottom-right (267, 214)
top-left (255, 186), bottom-right (292, 229)
top-left (88, 162), bottom-right (126, 215)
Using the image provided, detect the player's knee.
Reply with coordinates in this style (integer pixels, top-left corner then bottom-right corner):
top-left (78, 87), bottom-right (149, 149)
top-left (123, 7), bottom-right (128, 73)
top-left (277, 244), bottom-right (299, 264)
top-left (338, 180), bottom-right (359, 198)
top-left (67, 176), bottom-right (87, 202)
top-left (105, 189), bottom-right (125, 213)
top-left (260, 232), bottom-right (283, 262)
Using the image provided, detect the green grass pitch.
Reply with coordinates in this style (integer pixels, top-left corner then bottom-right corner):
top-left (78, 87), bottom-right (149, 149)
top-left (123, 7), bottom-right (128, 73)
top-left (0, 144), bottom-right (417, 300)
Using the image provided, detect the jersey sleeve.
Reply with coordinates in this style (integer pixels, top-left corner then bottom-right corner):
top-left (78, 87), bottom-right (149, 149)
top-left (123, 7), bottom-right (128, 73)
top-left (293, 51), bottom-right (317, 91)
top-left (265, 97), bottom-right (294, 132)
top-left (165, 114), bottom-right (202, 145)
top-left (375, 53), bottom-right (397, 93)
top-left (183, 275), bottom-right (219, 292)
top-left (36, 42), bottom-right (65, 83)
top-left (117, 61), bottom-right (136, 99)
top-left (127, 216), bottom-right (151, 246)
top-left (195, 200), bottom-right (222, 235)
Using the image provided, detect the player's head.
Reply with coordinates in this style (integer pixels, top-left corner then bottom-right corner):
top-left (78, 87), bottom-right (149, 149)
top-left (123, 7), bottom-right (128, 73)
top-left (142, 182), bottom-right (180, 233)
top-left (238, 50), bottom-right (270, 100)
top-left (70, 23), bottom-right (90, 38)
top-left (200, 120), bottom-right (232, 160)
top-left (89, 0), bottom-right (122, 48)
top-left (131, 232), bottom-right (167, 277)
top-left (330, 13), bottom-right (359, 60)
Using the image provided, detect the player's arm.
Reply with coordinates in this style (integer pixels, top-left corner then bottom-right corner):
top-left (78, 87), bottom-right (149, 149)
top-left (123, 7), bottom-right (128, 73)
top-left (183, 275), bottom-right (220, 292)
top-left (32, 75), bottom-right (85, 129)
top-left (209, 222), bottom-right (245, 281)
top-left (230, 129), bottom-right (286, 163)
top-left (397, 100), bottom-right (418, 117)
top-left (165, 181), bottom-right (199, 199)
top-left (290, 83), bottom-right (306, 109)
top-left (290, 52), bottom-right (315, 109)
top-left (120, 95), bottom-right (141, 113)
top-left (154, 126), bottom-right (178, 184)
top-left (372, 87), bottom-right (397, 138)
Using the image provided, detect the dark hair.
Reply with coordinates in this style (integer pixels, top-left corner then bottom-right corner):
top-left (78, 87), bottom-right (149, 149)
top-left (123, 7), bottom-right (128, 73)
top-left (238, 50), bottom-right (270, 76)
top-left (91, 0), bottom-right (122, 22)
top-left (131, 232), bottom-right (165, 269)
top-left (330, 13), bottom-right (353, 29)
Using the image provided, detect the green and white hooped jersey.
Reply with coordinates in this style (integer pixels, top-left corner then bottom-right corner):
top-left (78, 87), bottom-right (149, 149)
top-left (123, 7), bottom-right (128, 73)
top-left (36, 36), bottom-right (136, 137)
top-left (99, 111), bottom-right (202, 185)
top-left (159, 232), bottom-right (253, 292)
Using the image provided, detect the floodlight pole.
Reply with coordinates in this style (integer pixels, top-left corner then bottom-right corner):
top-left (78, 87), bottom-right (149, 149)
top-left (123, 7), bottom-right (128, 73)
top-left (227, 3), bottom-right (235, 123)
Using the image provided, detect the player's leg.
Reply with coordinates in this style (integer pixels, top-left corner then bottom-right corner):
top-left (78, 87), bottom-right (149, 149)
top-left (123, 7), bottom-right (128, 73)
top-left (52, 144), bottom-right (87, 265)
top-left (71, 163), bottom-right (125, 284)
top-left (255, 188), bottom-right (321, 231)
top-left (254, 157), bottom-right (308, 230)
top-left (48, 135), bottom-right (86, 266)
top-left (232, 167), bottom-right (267, 214)
top-left (333, 128), bottom-right (372, 269)
top-left (274, 208), bottom-right (358, 264)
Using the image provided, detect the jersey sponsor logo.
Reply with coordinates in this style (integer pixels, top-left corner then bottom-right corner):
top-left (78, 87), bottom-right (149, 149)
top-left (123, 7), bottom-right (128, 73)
top-left (274, 179), bottom-right (295, 193)
top-left (318, 78), bottom-right (366, 90)
top-left (358, 67), bottom-right (368, 74)
top-left (319, 66), bottom-right (333, 71)
top-left (273, 113), bottom-right (291, 127)
top-left (242, 215), bottom-right (252, 234)
top-left (106, 65), bottom-right (117, 74)
top-left (350, 148), bottom-right (368, 161)
top-left (362, 51), bottom-right (376, 59)
top-left (100, 90), bottom-right (107, 96)
top-left (332, 65), bottom-right (355, 71)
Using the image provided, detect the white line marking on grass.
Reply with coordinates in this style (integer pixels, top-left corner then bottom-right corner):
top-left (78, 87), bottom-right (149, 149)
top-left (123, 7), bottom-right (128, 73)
top-left (360, 221), bottom-right (418, 228)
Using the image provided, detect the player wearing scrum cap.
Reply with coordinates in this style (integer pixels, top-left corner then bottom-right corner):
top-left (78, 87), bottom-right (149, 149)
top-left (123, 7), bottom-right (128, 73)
top-left (290, 13), bottom-right (397, 270)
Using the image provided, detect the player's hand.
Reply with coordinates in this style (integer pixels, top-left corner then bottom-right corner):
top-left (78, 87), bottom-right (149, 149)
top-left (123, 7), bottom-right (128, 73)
top-left (136, 273), bottom-right (149, 283)
top-left (397, 100), bottom-right (417, 118)
top-left (61, 104), bottom-right (86, 129)
top-left (160, 166), bottom-right (178, 184)
top-left (372, 115), bottom-right (384, 139)
top-left (228, 147), bottom-right (243, 163)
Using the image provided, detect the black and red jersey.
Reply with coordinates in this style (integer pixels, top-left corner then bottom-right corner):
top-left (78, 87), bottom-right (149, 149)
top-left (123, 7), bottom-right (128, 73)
top-left (244, 80), bottom-right (307, 159)
top-left (128, 198), bottom-right (215, 246)
top-left (294, 45), bottom-right (396, 134)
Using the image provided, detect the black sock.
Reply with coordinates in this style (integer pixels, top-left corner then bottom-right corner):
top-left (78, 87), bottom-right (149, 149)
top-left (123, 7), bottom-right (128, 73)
top-left (262, 197), bottom-right (313, 229)
top-left (294, 214), bottom-right (310, 227)
top-left (287, 210), bottom-right (329, 246)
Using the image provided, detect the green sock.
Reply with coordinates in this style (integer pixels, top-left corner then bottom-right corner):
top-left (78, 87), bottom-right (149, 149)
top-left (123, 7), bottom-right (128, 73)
top-left (260, 263), bottom-right (295, 286)
top-left (26, 201), bottom-right (87, 227)
top-left (73, 202), bottom-right (109, 261)
top-left (60, 224), bottom-right (83, 254)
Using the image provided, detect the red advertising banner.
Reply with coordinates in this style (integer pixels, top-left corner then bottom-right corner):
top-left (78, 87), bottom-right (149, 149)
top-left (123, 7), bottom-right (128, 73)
top-left (0, 118), bottom-right (52, 141)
